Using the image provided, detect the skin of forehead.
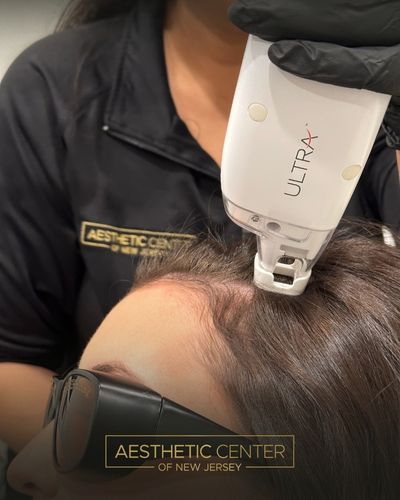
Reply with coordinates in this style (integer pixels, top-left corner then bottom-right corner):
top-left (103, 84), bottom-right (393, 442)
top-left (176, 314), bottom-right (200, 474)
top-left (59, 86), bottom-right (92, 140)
top-left (79, 281), bottom-right (243, 433)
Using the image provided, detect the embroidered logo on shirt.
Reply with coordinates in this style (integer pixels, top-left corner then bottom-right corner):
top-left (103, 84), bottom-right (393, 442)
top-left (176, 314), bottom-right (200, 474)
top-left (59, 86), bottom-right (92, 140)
top-left (80, 221), bottom-right (196, 258)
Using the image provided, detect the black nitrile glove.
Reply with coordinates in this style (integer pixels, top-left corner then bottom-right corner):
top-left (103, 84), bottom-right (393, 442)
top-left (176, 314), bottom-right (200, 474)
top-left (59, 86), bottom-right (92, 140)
top-left (229, 0), bottom-right (400, 149)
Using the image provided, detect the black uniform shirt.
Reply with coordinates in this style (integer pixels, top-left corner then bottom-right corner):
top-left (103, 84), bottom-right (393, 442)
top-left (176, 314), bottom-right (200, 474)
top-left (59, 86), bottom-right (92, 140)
top-left (0, 0), bottom-right (399, 369)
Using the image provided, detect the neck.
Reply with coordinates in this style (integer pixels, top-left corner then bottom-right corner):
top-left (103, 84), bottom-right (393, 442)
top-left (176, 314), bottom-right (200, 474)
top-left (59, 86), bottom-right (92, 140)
top-left (163, 0), bottom-right (248, 165)
top-left (164, 0), bottom-right (247, 77)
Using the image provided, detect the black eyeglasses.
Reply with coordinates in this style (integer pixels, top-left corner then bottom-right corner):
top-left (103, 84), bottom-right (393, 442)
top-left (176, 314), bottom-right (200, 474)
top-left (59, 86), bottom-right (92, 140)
top-left (44, 369), bottom-right (252, 480)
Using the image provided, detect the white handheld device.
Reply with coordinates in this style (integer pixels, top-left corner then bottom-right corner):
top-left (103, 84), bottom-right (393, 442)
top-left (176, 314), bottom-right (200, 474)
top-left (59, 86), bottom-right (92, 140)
top-left (221, 36), bottom-right (391, 296)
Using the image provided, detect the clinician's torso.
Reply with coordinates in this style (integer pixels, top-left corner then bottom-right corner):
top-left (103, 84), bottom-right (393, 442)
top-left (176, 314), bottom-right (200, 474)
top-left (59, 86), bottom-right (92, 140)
top-left (60, 2), bottom-right (399, 357)
top-left (67, 103), bottom-right (242, 351)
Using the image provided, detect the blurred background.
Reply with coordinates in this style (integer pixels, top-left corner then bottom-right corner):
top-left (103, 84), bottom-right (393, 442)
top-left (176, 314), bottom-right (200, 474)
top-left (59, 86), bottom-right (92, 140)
top-left (0, 0), bottom-right (68, 79)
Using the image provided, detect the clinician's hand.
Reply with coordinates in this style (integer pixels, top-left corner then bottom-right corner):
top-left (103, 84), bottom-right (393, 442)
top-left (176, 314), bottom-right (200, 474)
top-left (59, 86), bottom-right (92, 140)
top-left (229, 0), bottom-right (400, 149)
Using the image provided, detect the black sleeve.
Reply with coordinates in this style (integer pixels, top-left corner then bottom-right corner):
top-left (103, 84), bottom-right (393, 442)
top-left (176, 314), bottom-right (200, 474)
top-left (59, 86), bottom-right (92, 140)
top-left (359, 130), bottom-right (400, 230)
top-left (0, 44), bottom-right (82, 369)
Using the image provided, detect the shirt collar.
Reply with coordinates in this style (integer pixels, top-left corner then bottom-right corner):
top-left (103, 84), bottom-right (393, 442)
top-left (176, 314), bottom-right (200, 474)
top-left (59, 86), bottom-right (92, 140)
top-left (104, 0), bottom-right (220, 178)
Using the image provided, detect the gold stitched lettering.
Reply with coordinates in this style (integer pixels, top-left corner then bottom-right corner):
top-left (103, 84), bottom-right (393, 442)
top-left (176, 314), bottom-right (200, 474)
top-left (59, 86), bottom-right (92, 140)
top-left (81, 222), bottom-right (196, 258)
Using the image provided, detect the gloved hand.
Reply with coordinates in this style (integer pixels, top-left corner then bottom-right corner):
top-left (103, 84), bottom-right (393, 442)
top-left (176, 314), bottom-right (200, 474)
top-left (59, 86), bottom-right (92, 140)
top-left (229, 0), bottom-right (400, 148)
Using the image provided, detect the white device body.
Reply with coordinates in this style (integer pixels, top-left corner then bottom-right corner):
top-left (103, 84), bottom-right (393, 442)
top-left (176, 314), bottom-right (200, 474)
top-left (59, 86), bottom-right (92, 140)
top-left (221, 36), bottom-right (391, 295)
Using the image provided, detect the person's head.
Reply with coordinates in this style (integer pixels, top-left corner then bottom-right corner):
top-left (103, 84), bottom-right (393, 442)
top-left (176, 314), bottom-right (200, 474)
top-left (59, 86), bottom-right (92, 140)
top-left (8, 222), bottom-right (400, 499)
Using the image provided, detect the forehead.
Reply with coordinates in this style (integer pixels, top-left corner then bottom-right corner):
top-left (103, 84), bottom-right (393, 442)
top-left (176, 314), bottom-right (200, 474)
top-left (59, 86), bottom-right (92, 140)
top-left (80, 282), bottom-right (206, 383)
top-left (78, 282), bottom-right (235, 429)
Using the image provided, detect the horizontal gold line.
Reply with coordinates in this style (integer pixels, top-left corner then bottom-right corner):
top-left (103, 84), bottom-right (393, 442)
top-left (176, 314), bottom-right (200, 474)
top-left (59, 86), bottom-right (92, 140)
top-left (80, 241), bottom-right (110, 249)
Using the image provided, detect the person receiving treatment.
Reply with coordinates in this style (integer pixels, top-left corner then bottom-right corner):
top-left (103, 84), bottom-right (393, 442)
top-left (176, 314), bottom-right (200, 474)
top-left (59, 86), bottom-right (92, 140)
top-left (1, 0), bottom-right (400, 456)
top-left (7, 223), bottom-right (400, 500)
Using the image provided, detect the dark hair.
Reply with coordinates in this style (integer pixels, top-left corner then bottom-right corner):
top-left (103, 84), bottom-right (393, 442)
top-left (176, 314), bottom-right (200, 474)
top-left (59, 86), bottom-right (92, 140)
top-left (135, 222), bottom-right (400, 500)
top-left (58, 0), bottom-right (133, 30)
